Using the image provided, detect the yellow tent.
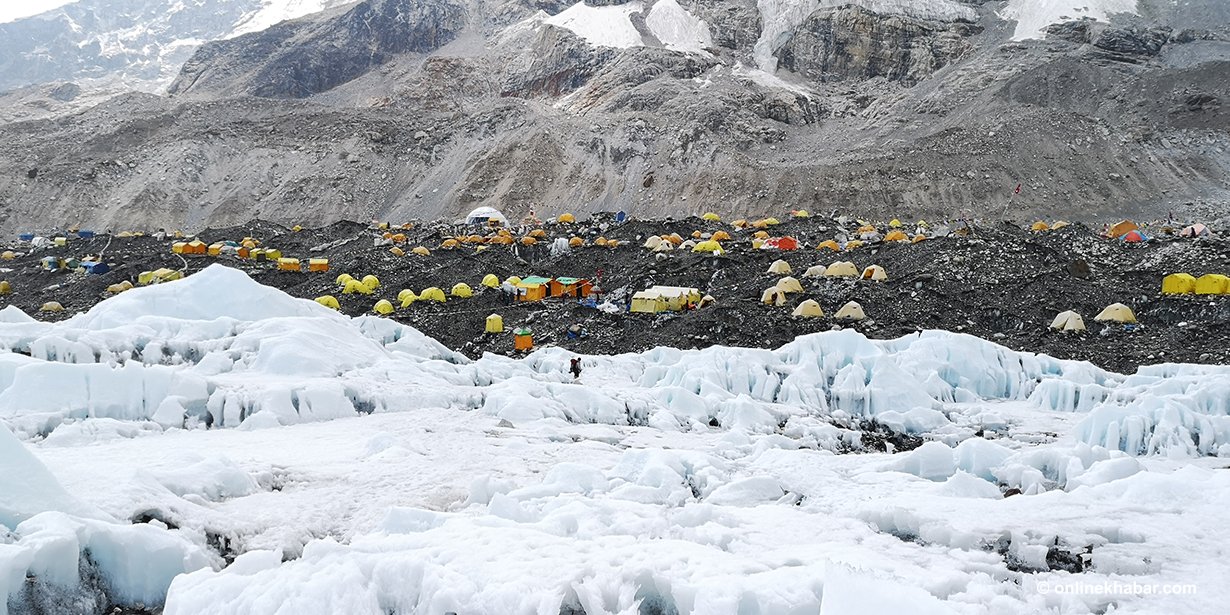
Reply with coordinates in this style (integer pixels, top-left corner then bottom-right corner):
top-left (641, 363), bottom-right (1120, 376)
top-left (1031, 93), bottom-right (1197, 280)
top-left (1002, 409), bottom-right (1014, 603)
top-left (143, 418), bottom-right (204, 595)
top-left (481, 274), bottom-right (500, 288)
top-left (315, 295), bottom-right (340, 310)
top-left (702, 212), bottom-right (721, 222)
top-left (834, 301), bottom-right (866, 321)
top-left (802, 265), bottom-right (827, 278)
top-left (337, 273), bottom-right (354, 286)
top-left (342, 280), bottom-right (371, 295)
top-left (569, 236), bottom-right (584, 248)
top-left (505, 276), bottom-right (522, 286)
top-left (558, 213), bottom-right (576, 223)
top-left (1, 251), bottom-right (14, 260)
top-left (0, 281), bottom-right (10, 295)
top-left (292, 225), bottom-right (303, 232)
top-left (451, 283), bottom-right (473, 298)
top-left (761, 287), bottom-right (787, 306)
top-left (712, 230), bottom-right (731, 241)
top-left (397, 289), bottom-right (417, 304)
top-left (631, 291), bottom-right (666, 313)
top-left (264, 249), bottom-right (282, 261)
top-left (824, 261), bottom-right (859, 277)
top-left (731, 219), bottom-right (748, 228)
top-left (912, 234), bottom-right (927, 243)
top-left (884, 230), bottom-right (908, 242)
top-left (767, 259), bottom-right (791, 274)
top-left (40, 301), bottom-right (64, 312)
top-left (529, 229), bottom-right (547, 239)
top-left (889, 219), bottom-right (903, 228)
top-left (485, 314), bottom-right (504, 333)
top-left (857, 225), bottom-right (877, 234)
top-left (1051, 221), bottom-right (1070, 230)
top-left (412, 246), bottom-right (431, 256)
top-left (420, 287), bottom-right (447, 302)
top-left (816, 240), bottom-right (841, 251)
top-left (691, 230), bottom-right (703, 239)
top-left (1031, 221), bottom-right (1050, 232)
top-left (1049, 310), bottom-right (1085, 332)
top-left (361, 275), bottom-right (381, 291)
top-left (520, 236), bottom-right (538, 246)
top-left (752, 219), bottom-right (770, 229)
top-left (390, 247), bottom-right (405, 257)
top-left (665, 233), bottom-right (684, 245)
top-left (1094, 303), bottom-right (1136, 323)
top-left (106, 283), bottom-right (128, 294)
top-left (861, 265), bottom-right (887, 281)
top-left (373, 299), bottom-right (395, 315)
top-left (765, 217), bottom-right (781, 225)
top-left (692, 240), bottom-right (724, 254)
top-left (277, 258), bottom-right (300, 272)
top-left (139, 268), bottom-right (182, 285)
top-left (792, 210), bottom-right (810, 218)
top-left (1161, 273), bottom-right (1197, 295)
top-left (776, 276), bottom-right (804, 293)
top-left (792, 299), bottom-right (824, 318)
top-left (1195, 274), bottom-right (1230, 295)
top-left (753, 230), bottom-right (770, 240)
top-left (845, 240), bottom-right (865, 250)
top-left (309, 259), bottom-right (329, 272)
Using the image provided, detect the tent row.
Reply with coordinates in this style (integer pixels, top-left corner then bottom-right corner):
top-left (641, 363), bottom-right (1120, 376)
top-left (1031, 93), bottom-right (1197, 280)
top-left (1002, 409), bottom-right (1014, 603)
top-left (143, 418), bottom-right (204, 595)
top-left (786, 299), bottom-right (866, 321)
top-left (1161, 273), bottom-right (1230, 295)
top-left (631, 286), bottom-right (712, 313)
top-left (769, 259), bottom-right (888, 281)
top-left (1050, 304), bottom-right (1137, 332)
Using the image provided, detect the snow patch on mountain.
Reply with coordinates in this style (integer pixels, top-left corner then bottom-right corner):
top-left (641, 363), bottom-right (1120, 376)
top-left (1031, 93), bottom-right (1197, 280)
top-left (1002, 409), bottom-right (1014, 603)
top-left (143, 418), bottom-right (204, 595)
top-left (647, 0), bottom-right (714, 54)
top-left (544, 1), bottom-right (646, 49)
top-left (1000, 0), bottom-right (1139, 40)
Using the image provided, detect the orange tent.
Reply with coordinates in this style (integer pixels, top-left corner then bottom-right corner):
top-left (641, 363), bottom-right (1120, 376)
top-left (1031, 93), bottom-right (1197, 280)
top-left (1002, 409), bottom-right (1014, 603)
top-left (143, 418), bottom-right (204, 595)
top-left (712, 230), bottom-right (732, 241)
top-left (816, 240), bottom-right (840, 251)
top-left (884, 230), bottom-right (908, 242)
top-left (1107, 220), bottom-right (1138, 238)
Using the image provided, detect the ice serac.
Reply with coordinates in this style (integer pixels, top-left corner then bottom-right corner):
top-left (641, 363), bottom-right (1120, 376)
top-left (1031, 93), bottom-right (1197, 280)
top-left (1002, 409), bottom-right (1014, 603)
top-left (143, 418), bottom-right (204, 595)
top-left (0, 422), bottom-right (106, 529)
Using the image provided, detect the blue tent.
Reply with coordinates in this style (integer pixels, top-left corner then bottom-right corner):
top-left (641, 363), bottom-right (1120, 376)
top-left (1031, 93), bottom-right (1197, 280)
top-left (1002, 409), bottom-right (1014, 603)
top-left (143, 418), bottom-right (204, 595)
top-left (83, 262), bottom-right (110, 275)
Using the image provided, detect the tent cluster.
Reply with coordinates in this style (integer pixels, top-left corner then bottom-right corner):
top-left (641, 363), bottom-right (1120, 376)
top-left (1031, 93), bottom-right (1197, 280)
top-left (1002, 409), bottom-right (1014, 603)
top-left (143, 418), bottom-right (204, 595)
top-left (512, 276), bottom-right (593, 302)
top-left (1030, 220), bottom-right (1071, 232)
top-left (1162, 273), bottom-right (1230, 296)
top-left (1049, 303), bottom-right (1138, 332)
top-left (631, 286), bottom-right (710, 313)
top-left (783, 299), bottom-right (866, 321)
top-left (172, 235), bottom-right (329, 273)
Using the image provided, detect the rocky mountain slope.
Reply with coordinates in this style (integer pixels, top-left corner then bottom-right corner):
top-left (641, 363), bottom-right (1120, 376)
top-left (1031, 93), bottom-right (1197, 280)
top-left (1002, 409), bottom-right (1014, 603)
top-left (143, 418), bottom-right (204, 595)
top-left (0, 0), bottom-right (1228, 234)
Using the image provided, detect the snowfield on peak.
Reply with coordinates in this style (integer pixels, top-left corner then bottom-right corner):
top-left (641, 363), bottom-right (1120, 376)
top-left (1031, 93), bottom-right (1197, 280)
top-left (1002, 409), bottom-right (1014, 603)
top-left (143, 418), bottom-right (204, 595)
top-left (0, 265), bottom-right (1227, 614)
top-left (1000, 0), bottom-right (1140, 41)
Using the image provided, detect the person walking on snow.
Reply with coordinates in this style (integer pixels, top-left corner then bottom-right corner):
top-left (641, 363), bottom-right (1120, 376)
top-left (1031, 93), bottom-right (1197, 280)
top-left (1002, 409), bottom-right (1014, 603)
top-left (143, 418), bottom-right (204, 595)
top-left (570, 357), bottom-right (582, 380)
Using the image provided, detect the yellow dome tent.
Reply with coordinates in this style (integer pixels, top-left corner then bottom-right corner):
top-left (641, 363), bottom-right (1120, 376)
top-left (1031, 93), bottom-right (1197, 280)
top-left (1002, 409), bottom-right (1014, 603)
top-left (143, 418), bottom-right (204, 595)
top-left (767, 259), bottom-right (791, 274)
top-left (753, 230), bottom-right (770, 240)
top-left (765, 217), bottom-right (781, 225)
top-left (691, 230), bottom-right (703, 239)
top-left (485, 314), bottom-right (504, 333)
top-left (1031, 221), bottom-right (1050, 232)
top-left (1052, 221), bottom-right (1071, 230)
top-left (558, 213), bottom-right (576, 223)
top-left (912, 234), bottom-right (927, 243)
top-left (816, 240), bottom-right (841, 251)
top-left (792, 210), bottom-right (810, 218)
top-left (451, 283), bottom-right (474, 298)
top-left (752, 219), bottom-right (770, 229)
top-left (397, 289), bottom-right (417, 303)
top-left (665, 233), bottom-right (684, 245)
top-left (389, 247), bottom-right (405, 257)
top-left (336, 273), bottom-right (354, 286)
top-left (1, 251), bottom-right (14, 260)
top-left (1161, 273), bottom-right (1197, 295)
top-left (731, 219), bottom-right (748, 228)
top-left (857, 225), bottom-right (877, 234)
top-left (861, 265), bottom-right (888, 281)
top-left (884, 230), bottom-right (908, 242)
top-left (412, 246), bottom-right (431, 256)
top-left (594, 237), bottom-right (609, 246)
top-left (315, 295), bottom-right (340, 310)
top-left (420, 287), bottom-right (447, 302)
top-left (761, 287), bottom-right (787, 306)
top-left (40, 301), bottom-right (65, 312)
top-left (692, 240), bottom-right (725, 254)
top-left (1094, 303), bottom-right (1136, 323)
top-left (889, 219), bottom-right (903, 228)
top-left (373, 299), bottom-right (395, 315)
top-left (1106, 220), bottom-right (1138, 238)
top-left (505, 276), bottom-right (522, 286)
top-left (702, 212), bottom-right (721, 222)
top-left (361, 275), bottom-right (380, 292)
top-left (845, 240), bottom-right (865, 250)
top-left (529, 229), bottom-right (547, 239)
top-left (106, 283), bottom-right (128, 294)
top-left (792, 299), bottom-right (824, 318)
top-left (569, 236), bottom-right (584, 248)
top-left (519, 236), bottom-right (538, 246)
top-left (1049, 310), bottom-right (1086, 332)
top-left (1195, 274), bottom-right (1230, 295)
top-left (481, 274), bottom-right (500, 288)
top-left (834, 301), bottom-right (866, 321)
top-left (0, 281), bottom-right (10, 295)
top-left (712, 230), bottom-right (731, 241)
top-left (440, 239), bottom-right (459, 250)
top-left (824, 261), bottom-right (859, 277)
top-left (776, 276), bottom-right (804, 293)
top-left (343, 280), bottom-right (371, 295)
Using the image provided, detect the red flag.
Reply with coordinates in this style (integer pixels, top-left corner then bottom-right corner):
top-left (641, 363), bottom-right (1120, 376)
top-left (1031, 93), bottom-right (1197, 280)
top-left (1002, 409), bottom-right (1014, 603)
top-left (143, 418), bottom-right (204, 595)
top-left (1014, 184), bottom-right (1022, 194)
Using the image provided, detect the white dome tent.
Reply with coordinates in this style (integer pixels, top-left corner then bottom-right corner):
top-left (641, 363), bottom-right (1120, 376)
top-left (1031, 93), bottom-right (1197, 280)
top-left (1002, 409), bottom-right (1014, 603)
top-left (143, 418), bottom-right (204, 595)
top-left (465, 207), bottom-right (508, 226)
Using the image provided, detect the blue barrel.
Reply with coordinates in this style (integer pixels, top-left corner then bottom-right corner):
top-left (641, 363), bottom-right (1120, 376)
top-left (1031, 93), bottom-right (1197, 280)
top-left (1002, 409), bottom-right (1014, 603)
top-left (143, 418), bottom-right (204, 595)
top-left (77, 230), bottom-right (95, 239)
top-left (18, 233), bottom-right (33, 241)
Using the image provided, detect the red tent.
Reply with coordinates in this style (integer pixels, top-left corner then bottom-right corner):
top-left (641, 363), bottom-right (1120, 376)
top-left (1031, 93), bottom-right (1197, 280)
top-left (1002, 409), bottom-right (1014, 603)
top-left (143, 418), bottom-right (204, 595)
top-left (1121, 230), bottom-right (1149, 243)
top-left (762, 236), bottom-right (799, 251)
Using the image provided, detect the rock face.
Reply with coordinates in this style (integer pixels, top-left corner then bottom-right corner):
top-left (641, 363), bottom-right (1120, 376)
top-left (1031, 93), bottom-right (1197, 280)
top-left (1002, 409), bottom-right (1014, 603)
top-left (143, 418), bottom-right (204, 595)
top-left (169, 0), bottom-right (468, 98)
top-left (776, 6), bottom-right (980, 85)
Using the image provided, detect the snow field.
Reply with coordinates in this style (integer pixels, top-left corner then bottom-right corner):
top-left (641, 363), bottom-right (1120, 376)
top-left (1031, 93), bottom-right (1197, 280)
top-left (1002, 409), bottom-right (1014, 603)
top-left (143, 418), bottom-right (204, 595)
top-left (0, 264), bottom-right (1227, 613)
